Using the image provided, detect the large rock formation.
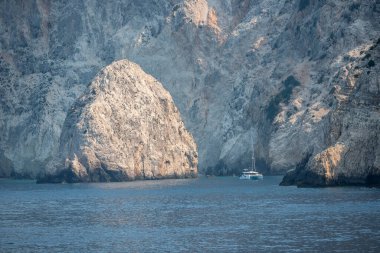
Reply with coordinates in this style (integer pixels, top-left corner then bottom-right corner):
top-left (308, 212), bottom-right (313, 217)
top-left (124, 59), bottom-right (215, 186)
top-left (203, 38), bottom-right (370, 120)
top-left (38, 60), bottom-right (197, 183)
top-left (0, 0), bottom-right (379, 186)
top-left (280, 39), bottom-right (380, 187)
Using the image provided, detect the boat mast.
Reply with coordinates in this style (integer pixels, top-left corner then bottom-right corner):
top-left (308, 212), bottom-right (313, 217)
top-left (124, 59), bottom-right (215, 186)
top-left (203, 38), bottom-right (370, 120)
top-left (251, 133), bottom-right (255, 172)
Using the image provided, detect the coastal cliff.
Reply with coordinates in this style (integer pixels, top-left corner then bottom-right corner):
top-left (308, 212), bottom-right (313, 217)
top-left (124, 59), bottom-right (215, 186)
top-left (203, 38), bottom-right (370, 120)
top-left (38, 60), bottom-right (197, 183)
top-left (280, 39), bottom-right (380, 187)
top-left (0, 0), bottom-right (379, 186)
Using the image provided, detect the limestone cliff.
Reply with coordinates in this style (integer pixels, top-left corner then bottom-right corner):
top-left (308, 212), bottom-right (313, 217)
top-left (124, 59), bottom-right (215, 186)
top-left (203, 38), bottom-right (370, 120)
top-left (281, 39), bottom-right (380, 187)
top-left (38, 60), bottom-right (197, 183)
top-left (0, 0), bottom-right (379, 186)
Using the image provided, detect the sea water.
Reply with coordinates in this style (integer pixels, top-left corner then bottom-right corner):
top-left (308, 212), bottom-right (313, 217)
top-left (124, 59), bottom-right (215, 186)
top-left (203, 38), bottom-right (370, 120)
top-left (1, 176), bottom-right (379, 252)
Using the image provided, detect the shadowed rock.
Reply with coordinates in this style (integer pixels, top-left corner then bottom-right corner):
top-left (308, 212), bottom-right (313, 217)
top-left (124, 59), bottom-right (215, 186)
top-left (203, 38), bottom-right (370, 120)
top-left (281, 40), bottom-right (380, 187)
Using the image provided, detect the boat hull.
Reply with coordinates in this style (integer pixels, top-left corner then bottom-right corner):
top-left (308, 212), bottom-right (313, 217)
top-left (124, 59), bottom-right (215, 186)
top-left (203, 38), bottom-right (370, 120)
top-left (239, 174), bottom-right (263, 180)
top-left (250, 175), bottom-right (263, 180)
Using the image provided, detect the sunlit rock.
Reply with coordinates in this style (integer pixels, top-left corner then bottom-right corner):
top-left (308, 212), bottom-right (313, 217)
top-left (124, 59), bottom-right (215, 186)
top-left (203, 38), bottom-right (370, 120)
top-left (37, 60), bottom-right (197, 183)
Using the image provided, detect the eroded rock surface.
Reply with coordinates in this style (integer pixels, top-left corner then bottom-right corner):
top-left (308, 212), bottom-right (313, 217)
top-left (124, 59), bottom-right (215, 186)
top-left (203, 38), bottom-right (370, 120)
top-left (0, 0), bottom-right (379, 186)
top-left (281, 39), bottom-right (380, 187)
top-left (38, 60), bottom-right (197, 183)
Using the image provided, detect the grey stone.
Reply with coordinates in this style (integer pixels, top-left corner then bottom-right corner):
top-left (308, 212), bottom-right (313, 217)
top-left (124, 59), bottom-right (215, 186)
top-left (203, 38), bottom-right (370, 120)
top-left (0, 0), bottom-right (379, 186)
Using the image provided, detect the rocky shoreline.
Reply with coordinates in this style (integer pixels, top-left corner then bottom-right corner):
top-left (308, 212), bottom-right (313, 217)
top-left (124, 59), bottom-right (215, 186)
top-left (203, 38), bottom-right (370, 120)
top-left (0, 1), bottom-right (379, 186)
top-left (280, 169), bottom-right (380, 188)
top-left (280, 38), bottom-right (380, 187)
top-left (36, 168), bottom-right (197, 184)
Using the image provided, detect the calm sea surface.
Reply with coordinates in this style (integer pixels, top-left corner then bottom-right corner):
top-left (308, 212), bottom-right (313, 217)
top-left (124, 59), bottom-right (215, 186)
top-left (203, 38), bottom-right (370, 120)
top-left (1, 176), bottom-right (379, 252)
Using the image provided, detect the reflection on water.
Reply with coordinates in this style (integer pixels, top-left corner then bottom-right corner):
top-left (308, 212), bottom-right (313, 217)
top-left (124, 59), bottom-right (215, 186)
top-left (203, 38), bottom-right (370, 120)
top-left (1, 177), bottom-right (380, 252)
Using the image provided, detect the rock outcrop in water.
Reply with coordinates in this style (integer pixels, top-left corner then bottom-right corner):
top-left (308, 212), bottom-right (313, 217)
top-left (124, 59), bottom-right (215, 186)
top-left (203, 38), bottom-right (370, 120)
top-left (37, 60), bottom-right (197, 183)
top-left (0, 0), bottom-right (379, 186)
top-left (280, 39), bottom-right (380, 187)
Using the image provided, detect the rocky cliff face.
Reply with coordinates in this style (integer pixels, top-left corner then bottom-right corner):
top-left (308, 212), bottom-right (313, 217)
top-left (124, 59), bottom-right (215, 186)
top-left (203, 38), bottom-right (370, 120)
top-left (0, 0), bottom-right (379, 186)
top-left (281, 39), bottom-right (380, 187)
top-left (38, 60), bottom-right (197, 183)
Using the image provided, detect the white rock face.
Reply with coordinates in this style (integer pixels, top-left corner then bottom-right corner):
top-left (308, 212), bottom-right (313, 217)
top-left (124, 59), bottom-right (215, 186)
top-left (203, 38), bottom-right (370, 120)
top-left (0, 0), bottom-right (379, 186)
top-left (38, 60), bottom-right (197, 182)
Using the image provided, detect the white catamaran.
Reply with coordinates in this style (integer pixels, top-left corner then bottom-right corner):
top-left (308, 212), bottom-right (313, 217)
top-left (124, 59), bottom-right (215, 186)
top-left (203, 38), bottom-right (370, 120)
top-left (239, 136), bottom-right (263, 180)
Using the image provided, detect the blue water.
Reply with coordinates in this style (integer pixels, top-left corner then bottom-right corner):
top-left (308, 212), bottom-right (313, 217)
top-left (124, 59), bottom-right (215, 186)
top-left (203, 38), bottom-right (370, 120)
top-left (1, 176), bottom-right (380, 252)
